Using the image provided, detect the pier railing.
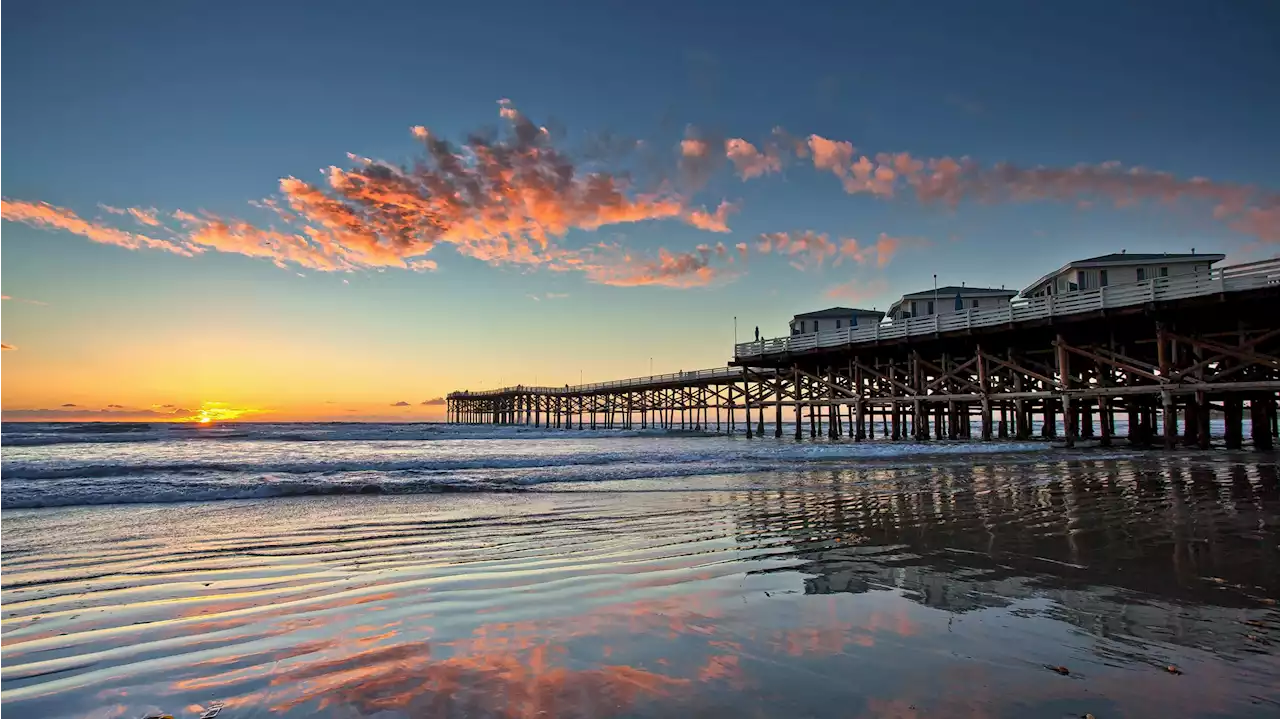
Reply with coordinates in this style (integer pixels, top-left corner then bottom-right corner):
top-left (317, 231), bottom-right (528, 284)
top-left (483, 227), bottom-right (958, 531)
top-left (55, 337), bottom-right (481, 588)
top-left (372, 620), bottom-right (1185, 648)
top-left (735, 257), bottom-right (1280, 359)
top-left (450, 366), bottom-right (764, 398)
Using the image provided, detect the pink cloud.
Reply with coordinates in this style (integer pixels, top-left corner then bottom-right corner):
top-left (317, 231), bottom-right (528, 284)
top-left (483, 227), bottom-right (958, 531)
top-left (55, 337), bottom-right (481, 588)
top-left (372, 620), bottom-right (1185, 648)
top-left (583, 246), bottom-right (730, 288)
top-left (807, 134), bottom-right (855, 176)
top-left (1226, 202), bottom-right (1280, 243)
top-left (751, 230), bottom-right (908, 271)
top-left (1, 295), bottom-right (48, 306)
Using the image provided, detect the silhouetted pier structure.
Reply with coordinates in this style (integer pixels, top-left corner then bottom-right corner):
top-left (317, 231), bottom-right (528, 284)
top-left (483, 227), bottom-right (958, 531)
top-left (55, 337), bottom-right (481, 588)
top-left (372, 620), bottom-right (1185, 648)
top-left (448, 258), bottom-right (1280, 448)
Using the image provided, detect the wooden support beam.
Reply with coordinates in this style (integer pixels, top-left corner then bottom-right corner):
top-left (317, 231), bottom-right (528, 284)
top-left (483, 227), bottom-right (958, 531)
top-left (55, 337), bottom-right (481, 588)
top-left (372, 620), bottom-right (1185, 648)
top-left (1056, 335), bottom-right (1075, 448)
top-left (794, 366), bottom-right (804, 441)
top-left (1157, 325), bottom-right (1176, 449)
top-left (977, 345), bottom-right (992, 441)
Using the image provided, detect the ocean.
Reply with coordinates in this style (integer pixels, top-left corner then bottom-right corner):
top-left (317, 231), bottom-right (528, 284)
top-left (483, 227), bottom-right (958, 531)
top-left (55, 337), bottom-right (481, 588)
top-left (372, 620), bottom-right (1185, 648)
top-left (2, 422), bottom-right (1278, 718)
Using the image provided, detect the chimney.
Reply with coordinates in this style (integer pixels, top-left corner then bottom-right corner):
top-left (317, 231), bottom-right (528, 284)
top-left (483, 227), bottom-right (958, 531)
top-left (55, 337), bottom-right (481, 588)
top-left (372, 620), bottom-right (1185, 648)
top-left (1121, 249), bottom-right (1126, 254)
top-left (1191, 247), bottom-right (1196, 254)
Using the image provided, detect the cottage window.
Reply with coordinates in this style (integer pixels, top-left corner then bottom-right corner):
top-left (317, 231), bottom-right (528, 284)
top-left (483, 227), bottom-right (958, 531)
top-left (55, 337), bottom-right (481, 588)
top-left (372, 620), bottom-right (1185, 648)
top-left (1100, 269), bottom-right (1108, 287)
top-left (1160, 266), bottom-right (1169, 277)
top-left (836, 319), bottom-right (842, 329)
top-left (1137, 268), bottom-right (1147, 281)
top-left (927, 300), bottom-right (935, 315)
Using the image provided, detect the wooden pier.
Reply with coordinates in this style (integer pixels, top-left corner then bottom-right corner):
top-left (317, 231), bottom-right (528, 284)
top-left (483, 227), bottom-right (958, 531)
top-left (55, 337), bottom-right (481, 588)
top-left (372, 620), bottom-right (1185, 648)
top-left (449, 258), bottom-right (1280, 448)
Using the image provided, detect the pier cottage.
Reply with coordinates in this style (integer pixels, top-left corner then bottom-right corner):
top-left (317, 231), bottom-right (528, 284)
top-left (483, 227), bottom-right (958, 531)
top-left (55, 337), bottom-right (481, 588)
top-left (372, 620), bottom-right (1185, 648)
top-left (887, 286), bottom-right (1017, 320)
top-left (789, 307), bottom-right (885, 335)
top-left (1020, 252), bottom-right (1224, 297)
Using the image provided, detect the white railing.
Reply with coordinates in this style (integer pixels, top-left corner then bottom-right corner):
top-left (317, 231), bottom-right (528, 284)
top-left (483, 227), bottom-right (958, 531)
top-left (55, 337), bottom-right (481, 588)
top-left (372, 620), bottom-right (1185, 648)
top-left (450, 366), bottom-right (768, 398)
top-left (735, 257), bottom-right (1280, 359)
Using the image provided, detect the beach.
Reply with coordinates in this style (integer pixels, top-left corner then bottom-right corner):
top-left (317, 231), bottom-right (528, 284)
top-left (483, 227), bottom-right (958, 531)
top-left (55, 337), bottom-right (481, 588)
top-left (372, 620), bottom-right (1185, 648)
top-left (2, 424), bottom-right (1279, 718)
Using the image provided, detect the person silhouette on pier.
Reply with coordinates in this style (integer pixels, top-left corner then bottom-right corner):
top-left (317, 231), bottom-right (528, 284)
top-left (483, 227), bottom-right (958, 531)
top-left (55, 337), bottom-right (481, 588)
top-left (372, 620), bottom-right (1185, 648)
top-left (755, 326), bottom-right (760, 342)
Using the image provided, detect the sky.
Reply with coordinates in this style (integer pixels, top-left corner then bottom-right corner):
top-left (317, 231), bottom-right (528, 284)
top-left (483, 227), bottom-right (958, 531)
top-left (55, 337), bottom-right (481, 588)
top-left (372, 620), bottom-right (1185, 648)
top-left (3, 0), bottom-right (1278, 422)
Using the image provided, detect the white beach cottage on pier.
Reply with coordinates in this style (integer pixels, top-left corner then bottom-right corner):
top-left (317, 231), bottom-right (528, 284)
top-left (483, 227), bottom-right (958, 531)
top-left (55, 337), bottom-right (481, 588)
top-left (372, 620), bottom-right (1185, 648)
top-left (1019, 251), bottom-right (1224, 297)
top-left (886, 286), bottom-right (1017, 321)
top-left (789, 307), bottom-right (886, 335)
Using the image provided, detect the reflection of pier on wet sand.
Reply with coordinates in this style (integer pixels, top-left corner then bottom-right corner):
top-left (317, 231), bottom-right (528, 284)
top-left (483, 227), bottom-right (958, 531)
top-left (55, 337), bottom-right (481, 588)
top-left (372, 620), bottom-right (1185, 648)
top-left (730, 456), bottom-right (1280, 653)
top-left (450, 258), bottom-right (1280, 449)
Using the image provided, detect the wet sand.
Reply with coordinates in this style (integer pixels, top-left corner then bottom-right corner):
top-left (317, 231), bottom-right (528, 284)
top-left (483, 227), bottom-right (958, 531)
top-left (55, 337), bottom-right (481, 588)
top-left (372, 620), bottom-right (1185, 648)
top-left (3, 452), bottom-right (1279, 718)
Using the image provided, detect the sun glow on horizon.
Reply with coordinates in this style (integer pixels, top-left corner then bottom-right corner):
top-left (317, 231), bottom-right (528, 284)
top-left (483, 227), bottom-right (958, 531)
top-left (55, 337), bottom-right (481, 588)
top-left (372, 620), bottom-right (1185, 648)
top-left (176, 401), bottom-right (261, 424)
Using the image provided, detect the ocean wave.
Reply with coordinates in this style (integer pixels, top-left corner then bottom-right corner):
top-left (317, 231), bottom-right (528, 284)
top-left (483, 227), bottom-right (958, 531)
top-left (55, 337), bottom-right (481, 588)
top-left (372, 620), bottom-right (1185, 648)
top-left (1, 421), bottom-right (1065, 509)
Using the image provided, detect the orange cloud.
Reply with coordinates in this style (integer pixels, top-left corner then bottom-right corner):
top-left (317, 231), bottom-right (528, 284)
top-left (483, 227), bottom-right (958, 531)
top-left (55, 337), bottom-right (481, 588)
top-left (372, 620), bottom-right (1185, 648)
top-left (725, 138), bottom-right (782, 179)
top-left (2, 343), bottom-right (15, 351)
top-left (2, 101), bottom-right (736, 288)
top-left (127, 207), bottom-right (162, 226)
top-left (685, 201), bottom-right (737, 233)
top-left (807, 134), bottom-right (855, 176)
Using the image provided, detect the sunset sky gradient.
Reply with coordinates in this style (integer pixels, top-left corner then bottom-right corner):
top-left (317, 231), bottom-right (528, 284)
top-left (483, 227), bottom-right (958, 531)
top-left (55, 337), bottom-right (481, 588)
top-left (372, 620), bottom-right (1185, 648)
top-left (3, 0), bottom-right (1278, 421)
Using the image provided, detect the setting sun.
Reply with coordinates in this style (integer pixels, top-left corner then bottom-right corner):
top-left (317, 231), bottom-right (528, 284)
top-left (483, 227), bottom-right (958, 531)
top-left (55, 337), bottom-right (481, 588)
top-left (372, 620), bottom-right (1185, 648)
top-left (177, 401), bottom-right (261, 424)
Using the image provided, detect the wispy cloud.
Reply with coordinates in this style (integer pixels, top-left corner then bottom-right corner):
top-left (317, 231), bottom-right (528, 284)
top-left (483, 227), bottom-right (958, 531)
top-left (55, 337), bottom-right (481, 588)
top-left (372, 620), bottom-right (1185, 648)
top-left (752, 231), bottom-right (906, 271)
top-left (420, 397), bottom-right (446, 406)
top-left (1, 295), bottom-right (48, 306)
top-left (60, 403), bottom-right (78, 407)
top-left (390, 401), bottom-right (411, 407)
top-left (825, 277), bottom-right (889, 304)
top-left (678, 126), bottom-right (725, 190)
top-left (1, 199), bottom-right (194, 255)
top-left (583, 246), bottom-right (732, 288)
top-left (529, 291), bottom-right (571, 301)
top-left (1, 343), bottom-right (15, 351)
top-left (728, 128), bottom-right (1280, 242)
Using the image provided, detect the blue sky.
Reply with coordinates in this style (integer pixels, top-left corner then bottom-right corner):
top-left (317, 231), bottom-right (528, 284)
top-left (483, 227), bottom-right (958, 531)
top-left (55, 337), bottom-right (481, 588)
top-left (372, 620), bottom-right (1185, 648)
top-left (3, 0), bottom-right (1278, 418)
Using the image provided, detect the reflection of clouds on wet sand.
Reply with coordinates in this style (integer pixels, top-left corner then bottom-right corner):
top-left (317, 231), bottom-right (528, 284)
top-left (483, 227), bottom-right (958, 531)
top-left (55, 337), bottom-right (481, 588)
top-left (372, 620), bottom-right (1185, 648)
top-left (3, 455), bottom-right (1278, 717)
